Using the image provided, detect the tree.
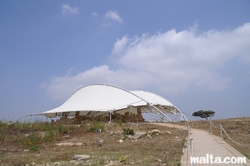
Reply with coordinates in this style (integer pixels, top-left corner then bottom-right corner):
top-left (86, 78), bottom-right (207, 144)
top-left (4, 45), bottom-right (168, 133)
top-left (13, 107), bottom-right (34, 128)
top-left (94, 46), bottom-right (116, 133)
top-left (192, 110), bottom-right (215, 120)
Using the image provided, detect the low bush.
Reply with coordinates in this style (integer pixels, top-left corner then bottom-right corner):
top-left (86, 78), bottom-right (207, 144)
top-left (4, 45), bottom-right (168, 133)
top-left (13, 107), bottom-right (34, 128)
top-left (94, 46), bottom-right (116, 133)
top-left (58, 125), bottom-right (68, 134)
top-left (88, 121), bottom-right (105, 132)
top-left (122, 128), bottom-right (134, 135)
top-left (43, 131), bottom-right (55, 142)
top-left (29, 145), bottom-right (39, 151)
top-left (22, 133), bottom-right (41, 147)
top-left (39, 123), bottom-right (53, 131)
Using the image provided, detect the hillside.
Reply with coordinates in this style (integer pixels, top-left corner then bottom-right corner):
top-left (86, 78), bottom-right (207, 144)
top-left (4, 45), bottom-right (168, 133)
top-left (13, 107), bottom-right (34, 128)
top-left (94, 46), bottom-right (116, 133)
top-left (0, 121), bottom-right (186, 166)
top-left (2, 117), bottom-right (248, 165)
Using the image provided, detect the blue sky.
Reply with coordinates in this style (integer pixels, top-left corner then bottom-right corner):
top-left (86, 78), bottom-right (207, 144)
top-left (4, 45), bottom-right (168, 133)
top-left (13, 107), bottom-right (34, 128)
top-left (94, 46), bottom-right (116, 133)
top-left (1, 0), bottom-right (250, 121)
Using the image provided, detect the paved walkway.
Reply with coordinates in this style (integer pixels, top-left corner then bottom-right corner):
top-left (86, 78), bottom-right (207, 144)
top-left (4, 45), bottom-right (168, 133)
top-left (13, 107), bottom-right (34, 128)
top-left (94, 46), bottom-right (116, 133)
top-left (153, 123), bottom-right (250, 166)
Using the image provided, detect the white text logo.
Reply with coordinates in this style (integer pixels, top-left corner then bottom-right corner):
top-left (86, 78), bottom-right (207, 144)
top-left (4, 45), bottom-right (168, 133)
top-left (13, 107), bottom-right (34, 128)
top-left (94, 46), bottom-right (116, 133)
top-left (190, 154), bottom-right (246, 164)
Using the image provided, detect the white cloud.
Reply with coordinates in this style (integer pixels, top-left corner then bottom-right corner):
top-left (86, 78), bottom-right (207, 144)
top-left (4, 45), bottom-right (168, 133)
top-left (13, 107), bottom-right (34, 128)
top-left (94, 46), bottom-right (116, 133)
top-left (101, 23), bottom-right (112, 28)
top-left (105, 10), bottom-right (123, 23)
top-left (43, 23), bottom-right (250, 100)
top-left (43, 66), bottom-right (150, 99)
top-left (62, 4), bottom-right (79, 15)
top-left (112, 36), bottom-right (128, 55)
top-left (111, 23), bottom-right (250, 92)
top-left (92, 12), bottom-right (98, 17)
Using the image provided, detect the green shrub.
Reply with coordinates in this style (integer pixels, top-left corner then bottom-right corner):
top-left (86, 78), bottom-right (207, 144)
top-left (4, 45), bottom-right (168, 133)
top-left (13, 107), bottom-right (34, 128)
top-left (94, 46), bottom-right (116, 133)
top-left (120, 155), bottom-right (126, 162)
top-left (43, 131), bottom-right (55, 142)
top-left (29, 145), bottom-right (39, 151)
top-left (0, 121), bottom-right (6, 129)
top-left (88, 122), bottom-right (105, 132)
top-left (7, 122), bottom-right (32, 131)
top-left (122, 128), bottom-right (134, 135)
top-left (58, 125), bottom-right (68, 134)
top-left (182, 138), bottom-right (186, 145)
top-left (22, 133), bottom-right (41, 146)
top-left (116, 119), bottom-right (123, 126)
top-left (39, 123), bottom-right (53, 131)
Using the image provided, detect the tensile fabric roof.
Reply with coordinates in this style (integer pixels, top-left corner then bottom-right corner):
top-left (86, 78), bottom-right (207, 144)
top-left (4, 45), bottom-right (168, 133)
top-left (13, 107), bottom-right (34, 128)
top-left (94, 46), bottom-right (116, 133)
top-left (40, 84), bottom-right (187, 121)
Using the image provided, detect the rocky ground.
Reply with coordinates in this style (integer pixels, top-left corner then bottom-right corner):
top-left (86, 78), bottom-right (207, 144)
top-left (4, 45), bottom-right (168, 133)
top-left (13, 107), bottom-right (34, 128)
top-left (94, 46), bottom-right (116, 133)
top-left (0, 121), bottom-right (186, 166)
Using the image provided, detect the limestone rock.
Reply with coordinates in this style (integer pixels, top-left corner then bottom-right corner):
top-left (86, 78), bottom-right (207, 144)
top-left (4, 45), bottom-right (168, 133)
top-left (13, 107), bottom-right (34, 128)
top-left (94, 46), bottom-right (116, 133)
top-left (151, 129), bottom-right (161, 134)
top-left (53, 162), bottom-right (60, 165)
top-left (106, 161), bottom-right (119, 166)
top-left (165, 131), bottom-right (171, 134)
top-left (56, 142), bottom-right (83, 146)
top-left (147, 129), bottom-right (161, 136)
top-left (73, 154), bottom-right (90, 160)
top-left (133, 132), bottom-right (146, 139)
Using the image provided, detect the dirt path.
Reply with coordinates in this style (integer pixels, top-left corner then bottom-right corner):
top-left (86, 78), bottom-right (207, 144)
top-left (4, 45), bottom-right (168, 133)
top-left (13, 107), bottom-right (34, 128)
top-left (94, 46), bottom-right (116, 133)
top-left (152, 123), bottom-right (250, 166)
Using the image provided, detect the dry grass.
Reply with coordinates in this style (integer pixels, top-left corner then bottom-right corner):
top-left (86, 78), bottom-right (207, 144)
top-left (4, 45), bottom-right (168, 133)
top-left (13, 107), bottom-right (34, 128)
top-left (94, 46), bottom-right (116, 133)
top-left (177, 117), bottom-right (250, 159)
top-left (0, 121), bottom-right (187, 166)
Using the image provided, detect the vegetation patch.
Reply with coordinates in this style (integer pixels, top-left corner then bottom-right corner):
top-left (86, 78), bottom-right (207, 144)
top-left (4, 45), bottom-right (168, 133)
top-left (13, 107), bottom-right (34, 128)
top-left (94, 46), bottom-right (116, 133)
top-left (122, 128), bottom-right (134, 135)
top-left (0, 121), bottom-right (186, 165)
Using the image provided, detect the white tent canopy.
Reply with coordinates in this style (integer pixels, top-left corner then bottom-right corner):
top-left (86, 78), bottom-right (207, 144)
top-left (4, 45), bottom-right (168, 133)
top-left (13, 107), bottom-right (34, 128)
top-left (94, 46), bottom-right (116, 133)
top-left (41, 84), bottom-right (188, 122)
